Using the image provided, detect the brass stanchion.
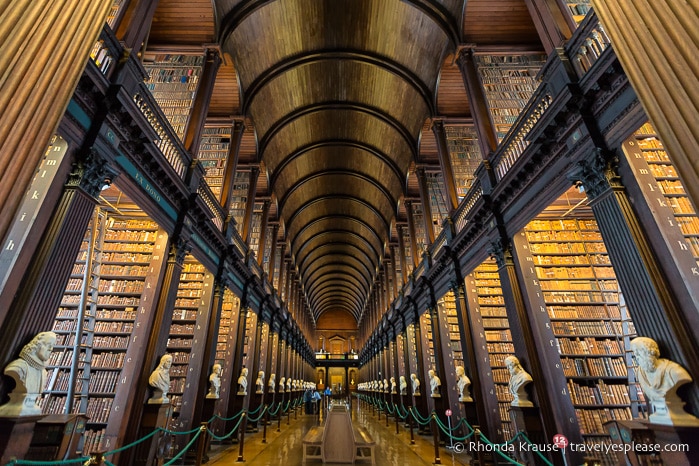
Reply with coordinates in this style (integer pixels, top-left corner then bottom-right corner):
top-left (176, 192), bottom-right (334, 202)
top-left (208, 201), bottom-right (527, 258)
top-left (236, 414), bottom-right (247, 462)
top-left (431, 415), bottom-right (442, 465)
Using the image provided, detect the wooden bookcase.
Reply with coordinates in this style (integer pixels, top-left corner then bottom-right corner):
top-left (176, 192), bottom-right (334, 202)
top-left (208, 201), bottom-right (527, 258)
top-left (523, 217), bottom-right (636, 463)
top-left (106, 0), bottom-right (126, 29)
top-left (444, 125), bottom-right (482, 200)
top-left (400, 228), bottom-right (413, 276)
top-left (248, 202), bottom-right (264, 258)
top-left (426, 171), bottom-right (450, 228)
top-left (198, 124), bottom-right (232, 203)
top-left (475, 53), bottom-right (547, 141)
top-left (210, 289), bottom-right (240, 434)
top-left (43, 213), bottom-right (162, 453)
top-left (631, 123), bottom-right (699, 265)
top-left (143, 54), bottom-right (205, 141)
top-left (565, 0), bottom-right (592, 24)
top-left (438, 291), bottom-right (463, 369)
top-left (229, 171), bottom-right (250, 236)
top-left (467, 259), bottom-right (515, 440)
top-left (410, 201), bottom-right (427, 253)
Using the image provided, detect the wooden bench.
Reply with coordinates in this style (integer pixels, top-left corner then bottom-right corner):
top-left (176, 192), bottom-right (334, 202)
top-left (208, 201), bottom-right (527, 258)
top-left (353, 426), bottom-right (376, 465)
top-left (302, 426), bottom-right (323, 463)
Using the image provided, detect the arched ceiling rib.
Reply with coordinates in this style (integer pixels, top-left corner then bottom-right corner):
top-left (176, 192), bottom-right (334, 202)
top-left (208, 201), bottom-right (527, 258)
top-left (217, 0), bottom-right (464, 324)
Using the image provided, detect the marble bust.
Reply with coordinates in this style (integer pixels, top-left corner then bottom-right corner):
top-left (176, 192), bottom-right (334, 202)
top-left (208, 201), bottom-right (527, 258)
top-left (148, 353), bottom-right (173, 404)
top-left (279, 376), bottom-right (286, 393)
top-left (428, 369), bottom-right (441, 398)
top-left (286, 377), bottom-right (292, 392)
top-left (399, 375), bottom-right (408, 395)
top-left (256, 370), bottom-right (265, 394)
top-left (390, 377), bottom-right (397, 394)
top-left (455, 365), bottom-right (473, 402)
top-left (505, 356), bottom-right (533, 407)
top-left (383, 378), bottom-right (389, 393)
top-left (268, 373), bottom-right (276, 392)
top-left (410, 373), bottom-right (421, 396)
top-left (630, 337), bottom-right (699, 426)
top-left (206, 363), bottom-right (222, 399)
top-left (0, 331), bottom-right (57, 417)
top-left (237, 367), bottom-right (248, 395)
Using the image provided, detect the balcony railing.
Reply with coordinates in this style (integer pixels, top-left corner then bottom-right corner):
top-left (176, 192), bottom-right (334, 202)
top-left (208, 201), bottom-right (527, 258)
top-left (566, 12), bottom-right (613, 79)
top-left (197, 183), bottom-right (225, 231)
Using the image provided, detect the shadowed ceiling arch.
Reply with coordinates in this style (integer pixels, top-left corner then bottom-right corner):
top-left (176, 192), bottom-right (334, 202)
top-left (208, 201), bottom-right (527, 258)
top-left (217, 0), bottom-right (464, 324)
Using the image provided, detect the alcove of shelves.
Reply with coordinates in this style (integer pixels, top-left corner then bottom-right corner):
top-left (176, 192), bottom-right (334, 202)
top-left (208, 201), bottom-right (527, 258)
top-left (444, 124), bottom-right (482, 200)
top-left (198, 124), bottom-right (231, 203)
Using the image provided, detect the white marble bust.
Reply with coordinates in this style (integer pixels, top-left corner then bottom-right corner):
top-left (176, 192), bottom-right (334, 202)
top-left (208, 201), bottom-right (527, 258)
top-left (0, 331), bottom-right (57, 417)
top-left (410, 373), bottom-right (421, 396)
top-left (631, 337), bottom-right (699, 426)
top-left (206, 363), bottom-right (222, 399)
top-left (279, 376), bottom-right (286, 393)
top-left (399, 375), bottom-right (408, 395)
top-left (428, 369), bottom-right (441, 398)
top-left (237, 367), bottom-right (248, 395)
top-left (455, 365), bottom-right (473, 402)
top-left (286, 377), bottom-right (292, 392)
top-left (268, 373), bottom-right (276, 392)
top-left (148, 353), bottom-right (173, 404)
top-left (383, 378), bottom-right (389, 393)
top-left (256, 370), bottom-right (265, 394)
top-left (505, 356), bottom-right (533, 407)
top-left (390, 377), bottom-right (397, 394)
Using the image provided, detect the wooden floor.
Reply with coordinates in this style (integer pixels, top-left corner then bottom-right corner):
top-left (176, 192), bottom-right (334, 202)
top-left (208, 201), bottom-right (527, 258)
top-left (207, 401), bottom-right (471, 465)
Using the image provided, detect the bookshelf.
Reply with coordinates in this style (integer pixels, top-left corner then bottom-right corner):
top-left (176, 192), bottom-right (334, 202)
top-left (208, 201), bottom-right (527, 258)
top-left (241, 310), bottom-right (258, 373)
top-left (198, 125), bottom-right (231, 202)
top-left (444, 125), bottom-right (482, 200)
top-left (43, 214), bottom-right (161, 452)
top-left (418, 312), bottom-right (436, 382)
top-left (167, 257), bottom-right (213, 418)
top-left (426, 171), bottom-right (450, 228)
top-left (410, 200), bottom-right (427, 253)
top-left (566, 0), bottom-right (592, 24)
top-left (523, 216), bottom-right (635, 464)
top-left (210, 289), bottom-right (240, 434)
top-left (401, 227), bottom-right (414, 276)
top-left (106, 0), bottom-right (126, 29)
top-left (438, 291), bottom-right (463, 368)
top-left (143, 54), bottom-right (204, 141)
top-left (631, 123), bottom-right (699, 267)
top-left (230, 171), bottom-right (250, 236)
top-left (475, 54), bottom-right (547, 141)
top-left (469, 259), bottom-right (515, 440)
top-left (248, 202), bottom-right (264, 257)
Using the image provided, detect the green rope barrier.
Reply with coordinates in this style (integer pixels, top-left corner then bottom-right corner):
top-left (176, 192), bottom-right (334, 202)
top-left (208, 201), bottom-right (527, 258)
top-left (100, 428), bottom-right (161, 457)
top-left (207, 413), bottom-right (246, 441)
top-left (394, 403), bottom-right (408, 420)
top-left (163, 426), bottom-right (203, 466)
top-left (385, 402), bottom-right (395, 415)
top-left (247, 403), bottom-right (263, 415)
top-left (432, 415), bottom-right (475, 441)
top-left (408, 408), bottom-right (433, 426)
top-left (477, 431), bottom-right (525, 465)
top-left (269, 401), bottom-right (282, 416)
top-left (247, 405), bottom-right (268, 423)
top-left (410, 407), bottom-right (431, 423)
top-left (4, 458), bottom-right (90, 465)
top-left (208, 408), bottom-right (244, 423)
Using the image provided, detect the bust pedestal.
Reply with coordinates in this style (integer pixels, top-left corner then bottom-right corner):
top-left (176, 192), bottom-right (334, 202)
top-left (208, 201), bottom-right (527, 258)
top-left (0, 414), bottom-right (45, 465)
top-left (605, 419), bottom-right (699, 466)
top-left (133, 402), bottom-right (172, 466)
top-left (510, 406), bottom-right (545, 466)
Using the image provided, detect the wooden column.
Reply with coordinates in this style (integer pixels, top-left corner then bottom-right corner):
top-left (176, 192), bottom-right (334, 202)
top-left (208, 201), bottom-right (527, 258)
top-left (0, 152), bottom-right (113, 401)
top-left (221, 120), bottom-right (246, 211)
top-left (114, 0), bottom-right (160, 56)
top-left (497, 239), bottom-right (580, 464)
top-left (404, 201), bottom-right (420, 268)
top-left (396, 226), bottom-right (409, 283)
top-left (120, 236), bottom-right (190, 463)
top-left (242, 166), bottom-right (260, 243)
top-left (256, 200), bottom-right (271, 265)
top-left (523, 0), bottom-right (573, 54)
top-left (415, 167), bottom-right (435, 246)
top-left (591, 0), bottom-right (699, 210)
top-left (569, 152), bottom-right (699, 413)
top-left (431, 120), bottom-right (459, 211)
top-left (455, 48), bottom-right (499, 158)
top-left (0, 0), bottom-right (112, 244)
top-left (184, 48), bottom-right (222, 156)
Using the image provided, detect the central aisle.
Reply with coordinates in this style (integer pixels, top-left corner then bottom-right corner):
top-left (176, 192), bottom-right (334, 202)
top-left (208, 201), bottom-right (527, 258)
top-left (208, 400), bottom-right (471, 465)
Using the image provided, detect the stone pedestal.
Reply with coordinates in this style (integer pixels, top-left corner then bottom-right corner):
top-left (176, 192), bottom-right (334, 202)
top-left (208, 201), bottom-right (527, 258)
top-left (0, 414), bottom-right (44, 465)
top-left (132, 403), bottom-right (172, 466)
top-left (26, 413), bottom-right (87, 460)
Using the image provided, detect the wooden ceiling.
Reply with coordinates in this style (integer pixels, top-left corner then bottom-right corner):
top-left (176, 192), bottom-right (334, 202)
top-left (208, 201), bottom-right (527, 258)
top-left (146, 0), bottom-right (543, 323)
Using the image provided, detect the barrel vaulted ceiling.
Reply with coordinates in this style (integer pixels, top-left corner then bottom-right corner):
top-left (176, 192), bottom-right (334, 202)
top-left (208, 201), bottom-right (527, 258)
top-left (148, 0), bottom-right (541, 325)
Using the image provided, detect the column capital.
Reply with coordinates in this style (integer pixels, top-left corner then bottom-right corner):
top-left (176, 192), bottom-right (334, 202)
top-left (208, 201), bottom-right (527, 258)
top-left (66, 149), bottom-right (117, 198)
top-left (487, 238), bottom-right (507, 268)
top-left (567, 148), bottom-right (619, 200)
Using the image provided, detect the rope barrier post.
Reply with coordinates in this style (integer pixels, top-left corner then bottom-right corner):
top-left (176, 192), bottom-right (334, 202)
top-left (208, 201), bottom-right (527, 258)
top-left (395, 404), bottom-right (400, 434)
top-left (473, 426), bottom-right (486, 466)
top-left (262, 405), bottom-right (268, 444)
top-left (195, 423), bottom-right (207, 466)
top-left (92, 451), bottom-right (106, 465)
top-left (431, 414), bottom-right (442, 465)
top-left (408, 407), bottom-right (415, 445)
top-left (236, 413), bottom-right (247, 462)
